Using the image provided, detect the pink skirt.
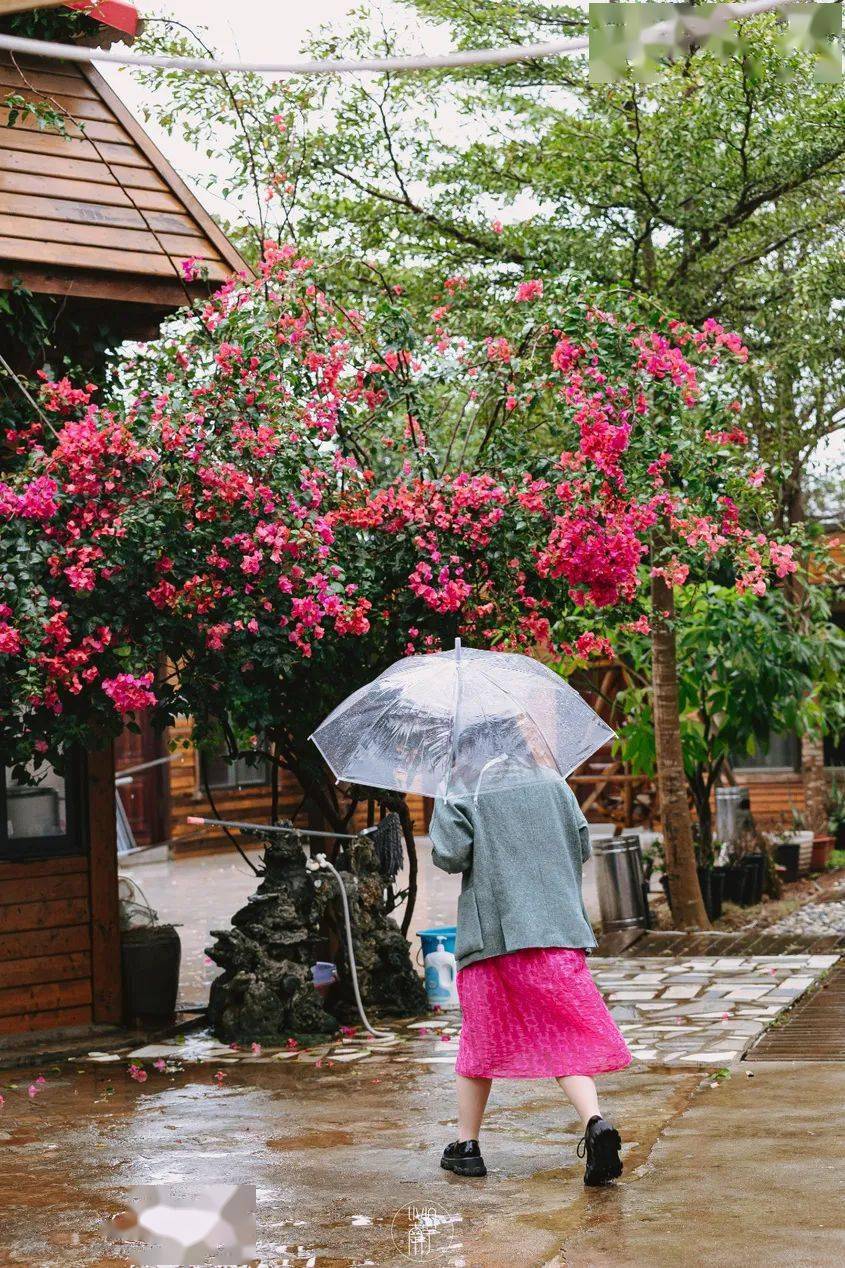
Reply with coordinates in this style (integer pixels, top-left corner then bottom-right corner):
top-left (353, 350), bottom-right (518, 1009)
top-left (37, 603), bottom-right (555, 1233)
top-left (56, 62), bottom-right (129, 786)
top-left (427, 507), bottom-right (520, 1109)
top-left (455, 947), bottom-right (632, 1079)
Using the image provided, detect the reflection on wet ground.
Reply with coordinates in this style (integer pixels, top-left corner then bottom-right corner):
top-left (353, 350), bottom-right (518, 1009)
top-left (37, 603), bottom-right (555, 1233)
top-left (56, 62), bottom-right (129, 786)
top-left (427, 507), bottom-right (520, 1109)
top-left (0, 1053), bottom-right (697, 1267)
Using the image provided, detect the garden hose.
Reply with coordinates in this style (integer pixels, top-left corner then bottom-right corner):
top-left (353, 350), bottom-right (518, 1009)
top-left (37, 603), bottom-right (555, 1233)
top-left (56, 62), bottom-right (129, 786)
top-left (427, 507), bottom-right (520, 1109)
top-left (187, 816), bottom-right (397, 1040)
top-left (307, 853), bottom-right (394, 1040)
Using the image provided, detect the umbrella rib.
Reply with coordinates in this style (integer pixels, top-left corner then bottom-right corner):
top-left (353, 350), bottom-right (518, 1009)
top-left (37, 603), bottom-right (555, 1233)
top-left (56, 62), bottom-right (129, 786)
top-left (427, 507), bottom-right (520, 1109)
top-left (470, 662), bottom-right (562, 771)
top-left (316, 675), bottom-right (451, 791)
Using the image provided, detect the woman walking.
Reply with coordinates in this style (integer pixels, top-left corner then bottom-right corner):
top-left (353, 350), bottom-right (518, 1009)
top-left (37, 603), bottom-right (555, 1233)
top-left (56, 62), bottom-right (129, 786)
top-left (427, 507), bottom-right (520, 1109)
top-left (430, 774), bottom-right (630, 1184)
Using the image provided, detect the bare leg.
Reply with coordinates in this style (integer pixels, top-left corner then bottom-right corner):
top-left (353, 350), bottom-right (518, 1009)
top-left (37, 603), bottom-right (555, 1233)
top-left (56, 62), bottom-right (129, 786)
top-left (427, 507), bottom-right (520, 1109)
top-left (456, 1074), bottom-right (492, 1140)
top-left (556, 1074), bottom-right (601, 1128)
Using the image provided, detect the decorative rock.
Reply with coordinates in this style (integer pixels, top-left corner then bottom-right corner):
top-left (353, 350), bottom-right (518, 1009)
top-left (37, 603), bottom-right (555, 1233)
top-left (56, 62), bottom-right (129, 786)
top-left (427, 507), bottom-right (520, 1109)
top-left (206, 826), bottom-right (425, 1044)
top-left (767, 899), bottom-right (845, 937)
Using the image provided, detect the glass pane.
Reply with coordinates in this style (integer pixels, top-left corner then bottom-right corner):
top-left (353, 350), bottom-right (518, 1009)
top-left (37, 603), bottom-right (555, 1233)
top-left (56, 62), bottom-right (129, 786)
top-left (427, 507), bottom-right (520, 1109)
top-left (202, 752), bottom-right (234, 788)
top-left (202, 750), bottom-right (268, 788)
top-left (732, 732), bottom-right (799, 771)
top-left (5, 762), bottom-right (67, 838)
top-left (234, 755), bottom-right (268, 786)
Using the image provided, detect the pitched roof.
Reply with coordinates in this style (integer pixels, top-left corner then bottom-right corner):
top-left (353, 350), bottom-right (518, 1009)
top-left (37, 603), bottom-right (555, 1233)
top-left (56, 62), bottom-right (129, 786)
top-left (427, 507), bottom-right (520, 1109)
top-left (0, 52), bottom-right (250, 307)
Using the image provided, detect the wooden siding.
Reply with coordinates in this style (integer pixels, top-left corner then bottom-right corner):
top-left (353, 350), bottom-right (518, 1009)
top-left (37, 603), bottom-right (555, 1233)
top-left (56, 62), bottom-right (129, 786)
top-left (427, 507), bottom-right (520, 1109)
top-left (0, 54), bottom-right (249, 301)
top-left (0, 747), bottom-right (121, 1036)
top-left (0, 854), bottom-right (93, 1034)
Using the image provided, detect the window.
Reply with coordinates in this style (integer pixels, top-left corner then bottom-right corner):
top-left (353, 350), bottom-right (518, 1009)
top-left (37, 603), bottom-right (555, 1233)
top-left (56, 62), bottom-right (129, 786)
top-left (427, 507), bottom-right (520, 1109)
top-left (0, 753), bottom-right (85, 862)
top-left (199, 747), bottom-right (269, 790)
top-left (824, 732), bottom-right (845, 769)
top-left (732, 732), bottom-right (800, 773)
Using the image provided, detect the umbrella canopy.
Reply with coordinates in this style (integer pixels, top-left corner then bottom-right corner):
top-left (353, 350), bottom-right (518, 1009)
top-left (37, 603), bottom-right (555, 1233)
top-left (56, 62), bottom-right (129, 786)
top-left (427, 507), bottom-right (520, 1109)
top-left (310, 640), bottom-right (615, 801)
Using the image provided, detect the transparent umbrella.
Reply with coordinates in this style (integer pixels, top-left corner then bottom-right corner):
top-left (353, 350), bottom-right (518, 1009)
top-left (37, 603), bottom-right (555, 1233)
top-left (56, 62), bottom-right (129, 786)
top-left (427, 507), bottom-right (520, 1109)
top-left (310, 640), bottom-right (615, 801)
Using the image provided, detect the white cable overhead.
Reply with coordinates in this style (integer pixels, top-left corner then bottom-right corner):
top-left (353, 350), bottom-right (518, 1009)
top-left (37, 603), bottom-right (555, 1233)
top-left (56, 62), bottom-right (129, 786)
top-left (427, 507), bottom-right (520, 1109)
top-left (0, 0), bottom-right (798, 76)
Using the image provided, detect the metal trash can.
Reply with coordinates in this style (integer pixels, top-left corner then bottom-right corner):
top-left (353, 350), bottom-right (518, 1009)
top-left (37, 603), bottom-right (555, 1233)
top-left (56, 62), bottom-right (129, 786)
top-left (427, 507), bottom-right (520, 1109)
top-left (715, 786), bottom-right (752, 847)
top-left (593, 834), bottom-right (648, 933)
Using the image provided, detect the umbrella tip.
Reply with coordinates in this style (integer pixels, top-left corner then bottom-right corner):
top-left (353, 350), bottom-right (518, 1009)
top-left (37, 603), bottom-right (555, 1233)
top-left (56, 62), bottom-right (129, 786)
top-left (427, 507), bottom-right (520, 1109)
top-left (454, 636), bottom-right (461, 659)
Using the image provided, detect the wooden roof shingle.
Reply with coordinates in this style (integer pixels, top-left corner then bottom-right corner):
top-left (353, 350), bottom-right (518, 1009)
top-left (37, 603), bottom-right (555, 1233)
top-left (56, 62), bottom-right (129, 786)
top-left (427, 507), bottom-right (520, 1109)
top-left (0, 52), bottom-right (250, 307)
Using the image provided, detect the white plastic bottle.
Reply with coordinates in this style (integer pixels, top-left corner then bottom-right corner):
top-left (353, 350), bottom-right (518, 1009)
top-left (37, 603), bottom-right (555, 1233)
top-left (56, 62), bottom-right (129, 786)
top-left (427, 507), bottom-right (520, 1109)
top-left (424, 935), bottom-right (459, 1009)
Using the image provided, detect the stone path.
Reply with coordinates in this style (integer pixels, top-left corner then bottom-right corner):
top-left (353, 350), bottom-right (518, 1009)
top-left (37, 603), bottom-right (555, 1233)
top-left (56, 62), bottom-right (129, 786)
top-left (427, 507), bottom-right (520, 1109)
top-left (591, 953), bottom-right (837, 1065)
top-left (77, 952), bottom-right (839, 1075)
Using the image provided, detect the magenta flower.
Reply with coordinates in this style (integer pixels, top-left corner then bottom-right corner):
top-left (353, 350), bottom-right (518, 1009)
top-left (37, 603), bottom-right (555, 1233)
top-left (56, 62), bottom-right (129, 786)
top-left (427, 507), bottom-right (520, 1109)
top-left (102, 672), bottom-right (156, 717)
top-left (514, 279), bottom-right (543, 302)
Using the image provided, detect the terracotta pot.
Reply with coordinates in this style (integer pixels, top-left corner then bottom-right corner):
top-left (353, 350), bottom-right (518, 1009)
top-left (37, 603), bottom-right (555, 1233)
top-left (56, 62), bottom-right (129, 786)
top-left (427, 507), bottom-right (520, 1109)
top-left (811, 835), bottom-right (835, 871)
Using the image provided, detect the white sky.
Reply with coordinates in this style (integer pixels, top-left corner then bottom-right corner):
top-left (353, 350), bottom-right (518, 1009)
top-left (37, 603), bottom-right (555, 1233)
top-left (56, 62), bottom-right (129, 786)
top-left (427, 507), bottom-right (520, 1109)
top-left (100, 1), bottom-right (441, 222)
top-left (98, 4), bottom-right (843, 490)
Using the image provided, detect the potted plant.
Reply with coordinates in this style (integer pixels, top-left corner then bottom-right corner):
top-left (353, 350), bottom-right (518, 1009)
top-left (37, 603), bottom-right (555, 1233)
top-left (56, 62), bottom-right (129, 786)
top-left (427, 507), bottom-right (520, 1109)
top-left (811, 833), bottom-right (835, 871)
top-left (694, 832), bottom-right (724, 921)
top-left (721, 849), bottom-right (750, 905)
top-left (770, 809), bottom-right (814, 883)
top-left (120, 912), bottom-right (182, 1027)
top-left (828, 776), bottom-right (845, 852)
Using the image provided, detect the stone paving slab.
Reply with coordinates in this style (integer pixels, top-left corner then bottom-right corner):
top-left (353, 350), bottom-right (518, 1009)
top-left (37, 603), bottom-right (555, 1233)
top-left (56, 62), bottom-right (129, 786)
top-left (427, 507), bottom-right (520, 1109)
top-left (74, 952), bottom-right (840, 1077)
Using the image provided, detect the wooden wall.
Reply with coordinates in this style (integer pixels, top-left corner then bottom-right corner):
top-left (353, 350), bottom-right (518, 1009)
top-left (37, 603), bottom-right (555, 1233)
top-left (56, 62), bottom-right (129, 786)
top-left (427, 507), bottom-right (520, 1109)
top-left (733, 770), bottom-right (806, 829)
top-left (0, 746), bottom-right (121, 1037)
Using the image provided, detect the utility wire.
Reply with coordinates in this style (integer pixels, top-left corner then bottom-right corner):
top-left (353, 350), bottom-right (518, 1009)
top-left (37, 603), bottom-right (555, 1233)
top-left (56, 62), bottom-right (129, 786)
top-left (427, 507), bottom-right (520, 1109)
top-left (0, 1), bottom-right (798, 76)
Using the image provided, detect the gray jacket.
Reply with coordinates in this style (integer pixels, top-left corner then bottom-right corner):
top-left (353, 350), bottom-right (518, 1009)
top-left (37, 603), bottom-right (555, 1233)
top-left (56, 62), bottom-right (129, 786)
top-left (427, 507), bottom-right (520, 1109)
top-left (430, 777), bottom-right (595, 970)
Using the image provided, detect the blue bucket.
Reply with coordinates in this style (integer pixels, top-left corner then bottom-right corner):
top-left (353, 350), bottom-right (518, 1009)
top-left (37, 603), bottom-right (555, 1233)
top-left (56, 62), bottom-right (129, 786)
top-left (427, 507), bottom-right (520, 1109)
top-left (417, 926), bottom-right (457, 960)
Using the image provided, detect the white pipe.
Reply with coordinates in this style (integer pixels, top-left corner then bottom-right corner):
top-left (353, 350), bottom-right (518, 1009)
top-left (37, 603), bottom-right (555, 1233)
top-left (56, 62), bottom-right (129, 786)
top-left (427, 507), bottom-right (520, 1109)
top-left (0, 2), bottom-right (798, 76)
top-left (308, 852), bottom-right (394, 1040)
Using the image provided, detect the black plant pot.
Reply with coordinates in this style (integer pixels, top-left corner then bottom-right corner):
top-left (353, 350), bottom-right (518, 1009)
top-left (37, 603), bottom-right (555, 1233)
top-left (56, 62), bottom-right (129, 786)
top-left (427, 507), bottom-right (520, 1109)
top-left (661, 869), bottom-right (720, 921)
top-left (835, 823), bottom-right (845, 852)
top-left (741, 853), bottom-right (765, 906)
top-left (722, 865), bottom-right (748, 906)
top-left (775, 842), bottom-right (801, 884)
top-left (121, 925), bottom-right (181, 1026)
top-left (709, 866), bottom-right (726, 921)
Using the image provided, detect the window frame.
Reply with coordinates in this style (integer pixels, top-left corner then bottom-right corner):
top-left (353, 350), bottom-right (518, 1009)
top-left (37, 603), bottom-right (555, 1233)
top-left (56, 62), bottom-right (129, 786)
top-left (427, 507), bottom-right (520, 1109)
top-left (0, 749), bottom-right (88, 863)
top-left (730, 730), bottom-right (801, 777)
top-left (197, 746), bottom-right (270, 792)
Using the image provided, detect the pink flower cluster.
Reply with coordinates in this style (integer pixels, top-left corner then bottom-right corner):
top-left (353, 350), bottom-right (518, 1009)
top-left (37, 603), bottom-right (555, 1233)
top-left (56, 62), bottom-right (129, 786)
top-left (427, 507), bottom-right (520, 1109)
top-left (514, 279), bottom-right (544, 302)
top-left (102, 672), bottom-right (157, 717)
top-left (537, 506), bottom-right (644, 608)
top-left (0, 475), bottom-right (59, 521)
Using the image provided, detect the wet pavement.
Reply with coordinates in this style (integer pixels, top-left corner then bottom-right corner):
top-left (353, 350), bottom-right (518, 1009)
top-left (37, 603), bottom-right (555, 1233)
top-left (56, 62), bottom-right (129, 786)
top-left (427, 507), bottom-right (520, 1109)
top-left (560, 1061), bottom-right (845, 1268)
top-left (6, 847), bottom-right (838, 1264)
top-left (3, 1041), bottom-right (843, 1266)
top-left (0, 1051), bottom-right (697, 1266)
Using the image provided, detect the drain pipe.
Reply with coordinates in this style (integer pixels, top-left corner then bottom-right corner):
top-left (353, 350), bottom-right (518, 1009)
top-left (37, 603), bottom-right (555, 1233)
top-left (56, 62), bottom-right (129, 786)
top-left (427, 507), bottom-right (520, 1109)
top-left (188, 816), bottom-right (394, 1040)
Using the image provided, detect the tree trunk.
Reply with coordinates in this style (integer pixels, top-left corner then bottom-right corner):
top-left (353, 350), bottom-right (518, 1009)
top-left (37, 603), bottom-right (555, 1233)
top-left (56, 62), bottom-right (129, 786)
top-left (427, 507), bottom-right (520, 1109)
top-left (650, 572), bottom-right (711, 929)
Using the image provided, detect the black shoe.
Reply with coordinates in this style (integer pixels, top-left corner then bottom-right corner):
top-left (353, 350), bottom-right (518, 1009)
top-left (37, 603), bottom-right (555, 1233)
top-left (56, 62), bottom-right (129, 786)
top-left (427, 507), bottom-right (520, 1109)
top-left (440, 1138), bottom-right (487, 1177)
top-left (577, 1115), bottom-right (623, 1186)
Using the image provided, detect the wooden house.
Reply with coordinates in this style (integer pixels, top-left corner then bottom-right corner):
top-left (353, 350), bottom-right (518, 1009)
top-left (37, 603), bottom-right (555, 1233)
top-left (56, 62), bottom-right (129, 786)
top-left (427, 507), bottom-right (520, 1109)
top-left (0, 35), bottom-right (249, 1041)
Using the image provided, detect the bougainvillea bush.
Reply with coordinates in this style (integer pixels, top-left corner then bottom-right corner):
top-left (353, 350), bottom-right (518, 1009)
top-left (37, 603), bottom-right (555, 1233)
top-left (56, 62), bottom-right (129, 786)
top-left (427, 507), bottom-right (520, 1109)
top-left (0, 248), bottom-right (812, 924)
